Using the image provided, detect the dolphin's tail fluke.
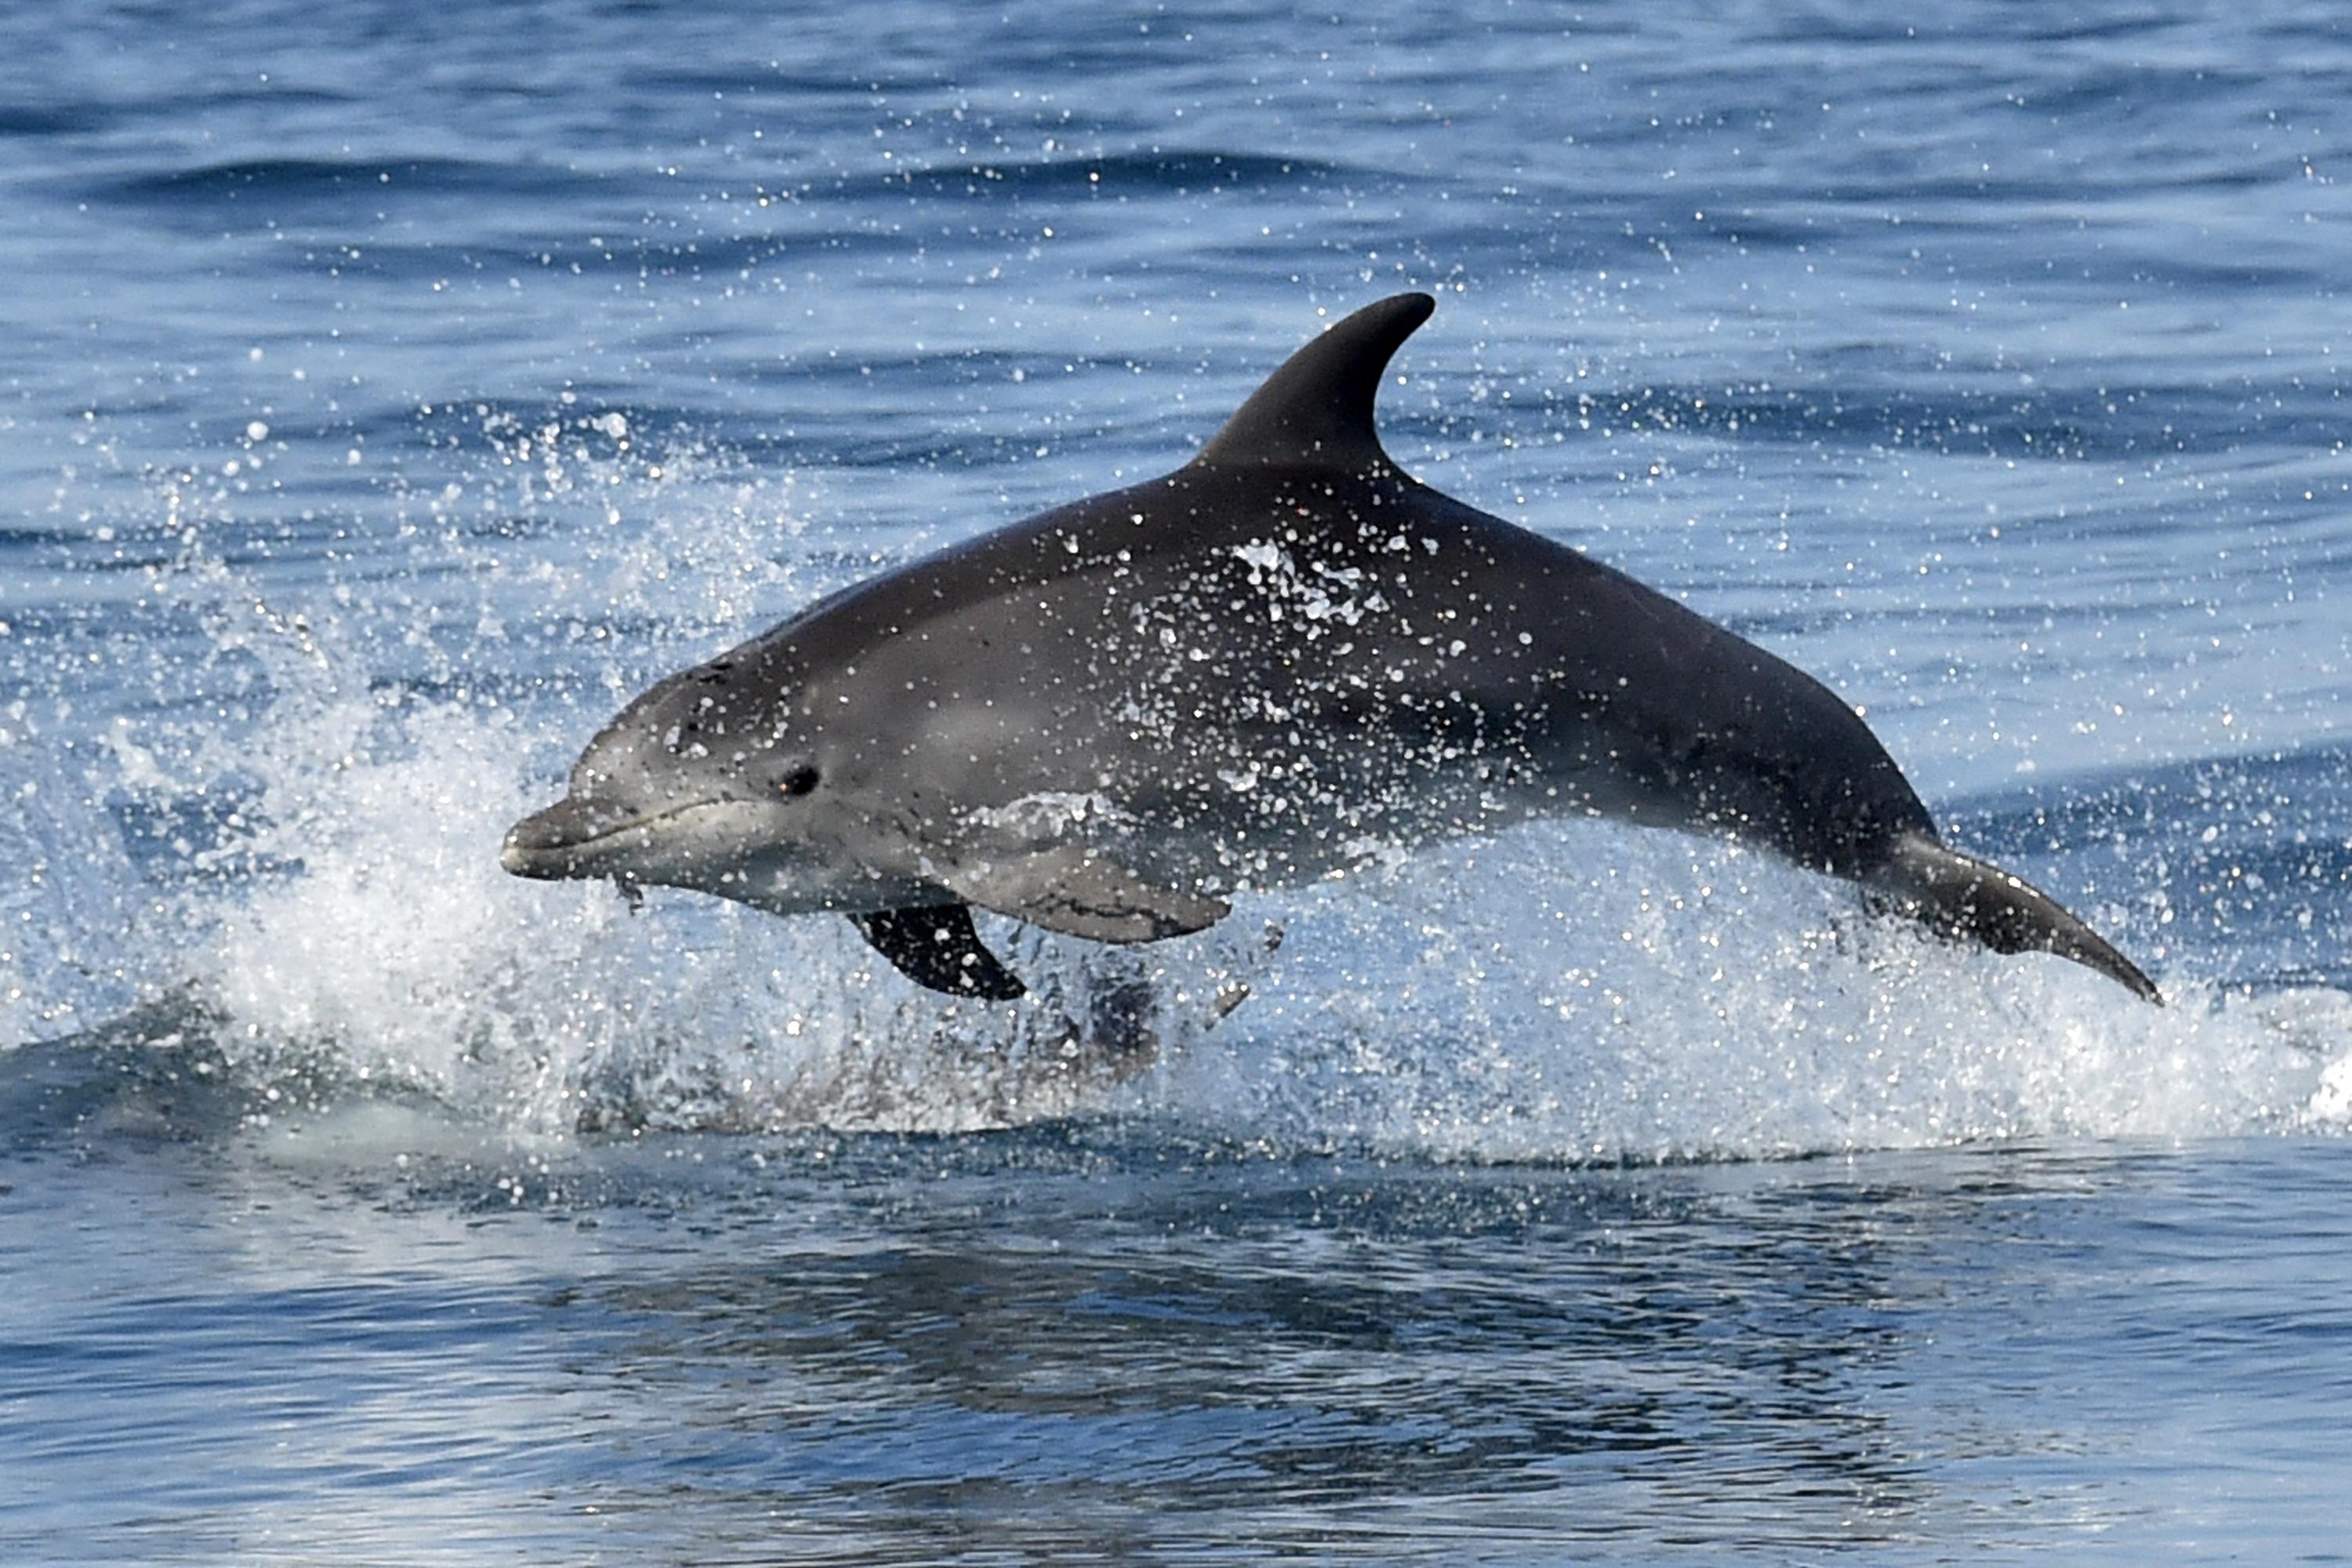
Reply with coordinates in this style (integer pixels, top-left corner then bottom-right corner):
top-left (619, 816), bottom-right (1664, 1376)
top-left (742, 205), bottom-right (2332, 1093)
top-left (1866, 831), bottom-right (2163, 1005)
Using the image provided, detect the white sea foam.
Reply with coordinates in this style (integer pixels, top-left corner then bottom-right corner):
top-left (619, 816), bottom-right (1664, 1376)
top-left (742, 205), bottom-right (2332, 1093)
top-left (177, 669), bottom-right (2351, 1156)
top-left (176, 636), bottom-right (2352, 1161)
top-left (1147, 828), bottom-right (2350, 1161)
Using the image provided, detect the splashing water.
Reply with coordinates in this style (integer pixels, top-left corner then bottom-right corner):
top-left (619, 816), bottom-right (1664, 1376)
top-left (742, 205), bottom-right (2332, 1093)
top-left (4, 411), bottom-right (2337, 1160)
top-left (0, 393), bottom-right (2339, 1160)
top-left (1168, 832), bottom-right (2347, 1161)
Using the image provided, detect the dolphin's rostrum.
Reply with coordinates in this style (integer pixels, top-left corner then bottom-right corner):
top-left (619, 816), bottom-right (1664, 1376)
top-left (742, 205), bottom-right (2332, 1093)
top-left (503, 294), bottom-right (2161, 1006)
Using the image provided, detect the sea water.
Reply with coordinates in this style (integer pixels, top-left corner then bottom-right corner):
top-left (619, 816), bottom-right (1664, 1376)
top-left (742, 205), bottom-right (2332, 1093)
top-left (3, 2), bottom-right (2350, 1562)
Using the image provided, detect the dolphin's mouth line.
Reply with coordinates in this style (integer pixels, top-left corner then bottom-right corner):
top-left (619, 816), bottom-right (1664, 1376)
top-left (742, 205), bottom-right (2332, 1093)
top-left (501, 794), bottom-right (740, 875)
top-left (551, 800), bottom-right (716, 849)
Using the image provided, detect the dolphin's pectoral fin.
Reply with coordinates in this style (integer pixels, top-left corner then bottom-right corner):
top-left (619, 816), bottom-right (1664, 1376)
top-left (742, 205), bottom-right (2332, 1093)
top-left (942, 848), bottom-right (1231, 944)
top-left (849, 905), bottom-right (1027, 1000)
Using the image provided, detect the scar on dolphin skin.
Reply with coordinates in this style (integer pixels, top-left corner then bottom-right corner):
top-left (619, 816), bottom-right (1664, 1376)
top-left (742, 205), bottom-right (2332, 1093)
top-left (503, 293), bottom-right (2162, 1007)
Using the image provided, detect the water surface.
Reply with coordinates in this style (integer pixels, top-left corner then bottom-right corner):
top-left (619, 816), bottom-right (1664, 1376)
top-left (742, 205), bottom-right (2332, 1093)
top-left (4, 2), bottom-right (2350, 1562)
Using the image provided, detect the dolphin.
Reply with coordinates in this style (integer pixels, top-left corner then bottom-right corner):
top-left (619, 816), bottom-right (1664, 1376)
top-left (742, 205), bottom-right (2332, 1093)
top-left (502, 292), bottom-right (2161, 1006)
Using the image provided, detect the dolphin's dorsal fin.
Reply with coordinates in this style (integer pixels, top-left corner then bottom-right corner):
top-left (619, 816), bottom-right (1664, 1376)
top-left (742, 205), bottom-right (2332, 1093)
top-left (1193, 292), bottom-right (1435, 470)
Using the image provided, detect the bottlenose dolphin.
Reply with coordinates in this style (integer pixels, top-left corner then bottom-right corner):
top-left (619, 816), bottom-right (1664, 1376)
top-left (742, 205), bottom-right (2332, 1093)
top-left (503, 293), bottom-right (2161, 1006)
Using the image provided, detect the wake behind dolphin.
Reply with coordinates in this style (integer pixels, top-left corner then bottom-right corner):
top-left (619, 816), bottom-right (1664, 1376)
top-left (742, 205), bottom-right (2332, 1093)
top-left (503, 294), bottom-right (2161, 1006)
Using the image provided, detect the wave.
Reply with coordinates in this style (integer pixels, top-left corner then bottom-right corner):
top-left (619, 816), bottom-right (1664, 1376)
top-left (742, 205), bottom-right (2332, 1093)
top-left (877, 149), bottom-right (1373, 199)
top-left (89, 155), bottom-right (610, 213)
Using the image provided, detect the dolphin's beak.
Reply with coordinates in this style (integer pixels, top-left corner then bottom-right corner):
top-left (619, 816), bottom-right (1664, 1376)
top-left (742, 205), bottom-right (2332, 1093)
top-left (500, 795), bottom-right (648, 880)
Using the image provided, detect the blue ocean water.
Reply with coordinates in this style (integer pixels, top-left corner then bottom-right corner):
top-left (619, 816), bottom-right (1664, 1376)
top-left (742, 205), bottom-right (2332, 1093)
top-left (4, 1), bottom-right (2350, 1562)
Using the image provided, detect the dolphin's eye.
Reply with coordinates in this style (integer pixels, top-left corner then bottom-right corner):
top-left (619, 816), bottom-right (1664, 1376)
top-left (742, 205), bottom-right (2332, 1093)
top-left (779, 765), bottom-right (820, 798)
